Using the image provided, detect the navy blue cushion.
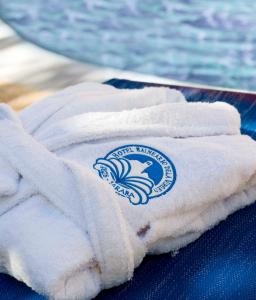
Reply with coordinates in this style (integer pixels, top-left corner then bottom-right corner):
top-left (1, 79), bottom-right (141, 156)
top-left (1, 79), bottom-right (256, 300)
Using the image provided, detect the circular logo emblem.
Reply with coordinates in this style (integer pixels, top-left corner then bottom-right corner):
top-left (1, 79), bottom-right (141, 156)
top-left (93, 144), bottom-right (176, 205)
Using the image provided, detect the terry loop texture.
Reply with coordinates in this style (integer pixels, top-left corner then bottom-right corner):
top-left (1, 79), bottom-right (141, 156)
top-left (0, 82), bottom-right (256, 300)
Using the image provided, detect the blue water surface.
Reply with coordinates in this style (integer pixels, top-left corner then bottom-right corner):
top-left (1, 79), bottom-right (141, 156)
top-left (0, 0), bottom-right (256, 90)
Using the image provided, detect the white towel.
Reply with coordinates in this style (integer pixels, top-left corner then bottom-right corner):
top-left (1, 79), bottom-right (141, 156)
top-left (0, 82), bottom-right (256, 300)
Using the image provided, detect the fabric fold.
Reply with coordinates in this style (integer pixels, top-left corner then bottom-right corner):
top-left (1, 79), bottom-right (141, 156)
top-left (0, 104), bottom-right (138, 295)
top-left (0, 195), bottom-right (101, 300)
top-left (35, 101), bottom-right (241, 151)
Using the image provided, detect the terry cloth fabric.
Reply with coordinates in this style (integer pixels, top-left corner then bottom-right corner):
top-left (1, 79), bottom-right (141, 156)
top-left (0, 82), bottom-right (256, 300)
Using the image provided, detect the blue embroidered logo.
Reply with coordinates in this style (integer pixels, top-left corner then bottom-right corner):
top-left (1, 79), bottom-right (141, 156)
top-left (93, 144), bottom-right (176, 205)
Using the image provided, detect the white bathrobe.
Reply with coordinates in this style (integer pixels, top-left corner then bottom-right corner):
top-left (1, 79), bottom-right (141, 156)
top-left (0, 82), bottom-right (256, 300)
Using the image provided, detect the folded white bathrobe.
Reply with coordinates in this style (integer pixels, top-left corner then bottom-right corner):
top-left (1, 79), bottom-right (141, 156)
top-left (0, 82), bottom-right (256, 300)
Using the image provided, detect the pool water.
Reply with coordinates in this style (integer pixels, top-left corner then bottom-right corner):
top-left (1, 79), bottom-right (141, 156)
top-left (1, 0), bottom-right (256, 90)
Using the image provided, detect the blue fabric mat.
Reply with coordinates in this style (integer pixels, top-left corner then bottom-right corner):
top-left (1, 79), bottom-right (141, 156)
top-left (1, 79), bottom-right (256, 300)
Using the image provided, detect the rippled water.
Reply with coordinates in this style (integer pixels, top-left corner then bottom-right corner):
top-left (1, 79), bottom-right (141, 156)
top-left (1, 0), bottom-right (256, 90)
